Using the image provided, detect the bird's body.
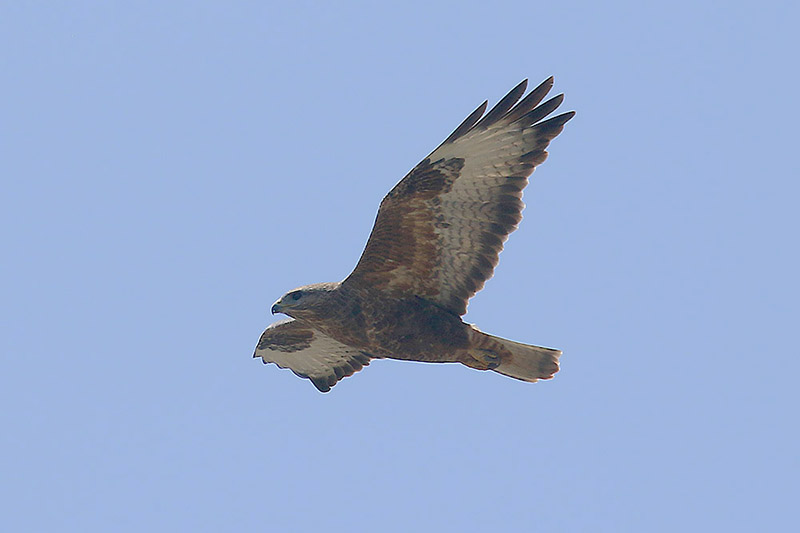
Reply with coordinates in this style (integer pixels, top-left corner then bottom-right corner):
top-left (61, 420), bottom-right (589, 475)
top-left (256, 78), bottom-right (573, 392)
top-left (284, 282), bottom-right (471, 362)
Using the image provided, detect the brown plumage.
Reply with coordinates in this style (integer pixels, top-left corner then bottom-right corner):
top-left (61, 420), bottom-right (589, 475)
top-left (255, 78), bottom-right (574, 392)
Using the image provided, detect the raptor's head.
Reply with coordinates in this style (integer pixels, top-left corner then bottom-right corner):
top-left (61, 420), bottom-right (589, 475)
top-left (271, 282), bottom-right (340, 320)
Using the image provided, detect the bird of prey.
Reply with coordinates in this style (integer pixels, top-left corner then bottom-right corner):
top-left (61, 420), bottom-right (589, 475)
top-left (255, 77), bottom-right (574, 392)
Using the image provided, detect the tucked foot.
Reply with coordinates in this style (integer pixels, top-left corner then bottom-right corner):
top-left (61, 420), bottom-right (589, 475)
top-left (461, 349), bottom-right (501, 371)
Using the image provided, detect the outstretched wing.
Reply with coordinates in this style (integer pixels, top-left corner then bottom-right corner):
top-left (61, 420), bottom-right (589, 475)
top-left (254, 318), bottom-right (373, 392)
top-left (344, 77), bottom-right (574, 316)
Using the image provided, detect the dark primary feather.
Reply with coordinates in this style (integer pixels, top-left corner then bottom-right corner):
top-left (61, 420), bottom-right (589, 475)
top-left (503, 77), bottom-right (554, 123)
top-left (442, 100), bottom-right (488, 145)
top-left (474, 79), bottom-right (528, 129)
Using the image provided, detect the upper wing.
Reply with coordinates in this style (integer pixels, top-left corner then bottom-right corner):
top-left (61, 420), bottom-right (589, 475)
top-left (254, 318), bottom-right (373, 392)
top-left (344, 78), bottom-right (574, 315)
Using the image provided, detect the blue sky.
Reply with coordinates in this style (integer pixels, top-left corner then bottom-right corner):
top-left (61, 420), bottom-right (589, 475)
top-left (2, 1), bottom-right (798, 531)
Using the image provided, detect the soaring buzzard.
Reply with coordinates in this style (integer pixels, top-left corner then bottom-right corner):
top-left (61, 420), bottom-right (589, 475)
top-left (255, 78), bottom-right (574, 392)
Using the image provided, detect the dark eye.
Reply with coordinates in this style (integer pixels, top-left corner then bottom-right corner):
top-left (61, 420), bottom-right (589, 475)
top-left (290, 291), bottom-right (303, 301)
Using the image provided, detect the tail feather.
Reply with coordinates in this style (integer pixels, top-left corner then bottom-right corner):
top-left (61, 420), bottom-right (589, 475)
top-left (488, 334), bottom-right (561, 382)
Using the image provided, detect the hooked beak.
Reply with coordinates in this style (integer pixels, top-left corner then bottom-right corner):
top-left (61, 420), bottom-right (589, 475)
top-left (271, 303), bottom-right (281, 315)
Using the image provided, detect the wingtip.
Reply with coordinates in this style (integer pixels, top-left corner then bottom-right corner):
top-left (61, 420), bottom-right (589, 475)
top-left (535, 76), bottom-right (555, 94)
top-left (311, 379), bottom-right (333, 393)
top-left (503, 77), bottom-right (558, 124)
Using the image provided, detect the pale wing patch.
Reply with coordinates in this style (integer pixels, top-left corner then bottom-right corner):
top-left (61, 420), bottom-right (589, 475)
top-left (254, 318), bottom-right (373, 392)
top-left (421, 89), bottom-right (573, 313)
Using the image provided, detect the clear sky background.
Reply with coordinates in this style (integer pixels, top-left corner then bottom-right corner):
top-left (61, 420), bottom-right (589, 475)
top-left (2, 1), bottom-right (798, 531)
